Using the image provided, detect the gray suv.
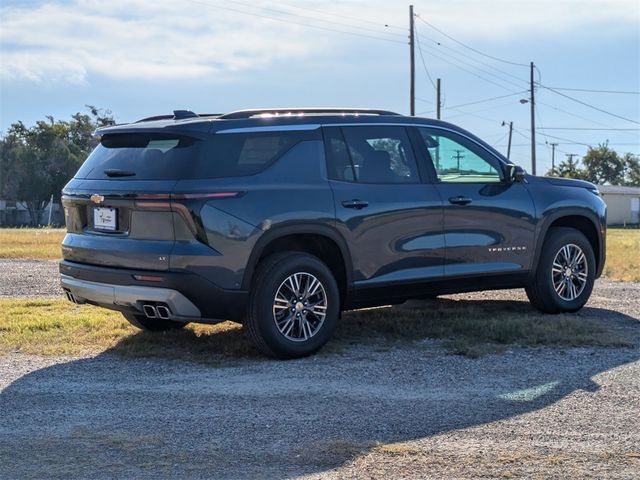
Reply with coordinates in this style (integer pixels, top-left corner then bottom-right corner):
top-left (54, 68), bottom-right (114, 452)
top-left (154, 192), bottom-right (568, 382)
top-left (60, 108), bottom-right (606, 358)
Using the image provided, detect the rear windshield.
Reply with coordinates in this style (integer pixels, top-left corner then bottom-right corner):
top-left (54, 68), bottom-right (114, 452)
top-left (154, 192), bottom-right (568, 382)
top-left (75, 130), bottom-right (309, 180)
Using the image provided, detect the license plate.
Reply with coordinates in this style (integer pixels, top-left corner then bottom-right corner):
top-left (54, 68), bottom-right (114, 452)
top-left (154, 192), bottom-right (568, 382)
top-left (94, 207), bottom-right (117, 231)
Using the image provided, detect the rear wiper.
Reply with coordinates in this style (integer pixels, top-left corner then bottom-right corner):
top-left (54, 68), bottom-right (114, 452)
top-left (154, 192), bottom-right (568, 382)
top-left (104, 169), bottom-right (136, 177)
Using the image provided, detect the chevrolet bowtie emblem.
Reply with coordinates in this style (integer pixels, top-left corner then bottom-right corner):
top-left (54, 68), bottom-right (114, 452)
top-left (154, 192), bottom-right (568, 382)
top-left (90, 194), bottom-right (104, 204)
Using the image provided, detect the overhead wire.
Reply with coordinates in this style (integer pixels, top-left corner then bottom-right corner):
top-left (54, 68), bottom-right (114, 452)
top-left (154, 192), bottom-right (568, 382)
top-left (414, 24), bottom-right (437, 90)
top-left (538, 84), bottom-right (640, 125)
top-left (540, 87), bottom-right (640, 95)
top-left (414, 14), bottom-right (529, 67)
top-left (184, 0), bottom-right (406, 44)
top-left (274, 0), bottom-right (407, 32)
top-left (220, 0), bottom-right (408, 39)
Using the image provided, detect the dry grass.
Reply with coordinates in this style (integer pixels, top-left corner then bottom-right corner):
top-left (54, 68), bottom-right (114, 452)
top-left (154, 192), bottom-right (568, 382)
top-left (0, 228), bottom-right (65, 260)
top-left (0, 298), bottom-right (249, 360)
top-left (603, 227), bottom-right (640, 282)
top-left (339, 298), bottom-right (633, 357)
top-left (0, 297), bottom-right (632, 360)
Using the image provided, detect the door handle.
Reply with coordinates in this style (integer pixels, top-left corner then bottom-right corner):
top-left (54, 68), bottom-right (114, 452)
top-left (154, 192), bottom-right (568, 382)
top-left (341, 199), bottom-right (369, 209)
top-left (448, 196), bottom-right (472, 206)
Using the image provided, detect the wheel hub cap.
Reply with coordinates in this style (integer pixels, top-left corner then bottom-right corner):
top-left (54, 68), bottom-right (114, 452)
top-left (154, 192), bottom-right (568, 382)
top-left (551, 244), bottom-right (588, 301)
top-left (273, 272), bottom-right (327, 342)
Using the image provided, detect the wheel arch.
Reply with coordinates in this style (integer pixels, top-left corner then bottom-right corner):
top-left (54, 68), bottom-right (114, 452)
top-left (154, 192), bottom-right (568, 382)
top-left (242, 224), bottom-right (353, 302)
top-left (533, 208), bottom-right (604, 277)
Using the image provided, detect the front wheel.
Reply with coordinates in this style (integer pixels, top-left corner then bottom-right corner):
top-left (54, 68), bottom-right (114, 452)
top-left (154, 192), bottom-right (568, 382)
top-left (245, 252), bottom-right (340, 359)
top-left (526, 227), bottom-right (596, 313)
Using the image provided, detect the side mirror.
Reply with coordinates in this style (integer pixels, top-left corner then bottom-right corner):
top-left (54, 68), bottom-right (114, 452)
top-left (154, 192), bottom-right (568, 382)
top-left (507, 164), bottom-right (526, 182)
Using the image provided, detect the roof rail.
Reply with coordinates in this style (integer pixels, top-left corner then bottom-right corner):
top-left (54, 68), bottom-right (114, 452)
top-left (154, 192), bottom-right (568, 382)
top-left (218, 108), bottom-right (401, 120)
top-left (135, 114), bottom-right (175, 123)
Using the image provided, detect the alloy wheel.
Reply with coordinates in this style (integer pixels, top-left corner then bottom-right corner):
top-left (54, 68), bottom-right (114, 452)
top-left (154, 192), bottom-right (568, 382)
top-left (551, 243), bottom-right (588, 301)
top-left (272, 272), bottom-right (328, 342)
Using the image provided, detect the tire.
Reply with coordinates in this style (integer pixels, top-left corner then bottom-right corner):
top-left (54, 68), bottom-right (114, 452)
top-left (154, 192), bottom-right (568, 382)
top-left (246, 252), bottom-right (340, 359)
top-left (122, 312), bottom-right (188, 332)
top-left (526, 227), bottom-right (596, 313)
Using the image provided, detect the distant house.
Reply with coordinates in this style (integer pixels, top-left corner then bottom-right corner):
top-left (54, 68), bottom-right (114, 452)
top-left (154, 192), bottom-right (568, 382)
top-left (599, 185), bottom-right (640, 226)
top-left (0, 199), bottom-right (64, 227)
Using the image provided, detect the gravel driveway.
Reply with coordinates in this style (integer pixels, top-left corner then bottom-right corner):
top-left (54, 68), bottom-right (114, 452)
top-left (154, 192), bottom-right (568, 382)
top-left (0, 259), bottom-right (639, 478)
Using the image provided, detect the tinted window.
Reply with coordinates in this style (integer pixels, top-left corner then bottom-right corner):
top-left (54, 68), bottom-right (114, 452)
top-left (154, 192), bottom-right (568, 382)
top-left (196, 131), bottom-right (300, 179)
top-left (75, 131), bottom-right (305, 180)
top-left (324, 128), bottom-right (356, 181)
top-left (418, 128), bottom-right (503, 183)
top-left (75, 133), bottom-right (198, 180)
top-left (331, 126), bottom-right (419, 183)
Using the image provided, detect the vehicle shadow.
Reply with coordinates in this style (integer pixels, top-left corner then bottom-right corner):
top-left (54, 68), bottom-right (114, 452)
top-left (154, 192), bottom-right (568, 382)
top-left (1, 299), bottom-right (638, 479)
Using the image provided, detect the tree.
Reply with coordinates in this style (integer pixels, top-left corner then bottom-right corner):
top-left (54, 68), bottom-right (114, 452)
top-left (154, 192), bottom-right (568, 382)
top-left (622, 153), bottom-right (640, 187)
top-left (581, 142), bottom-right (625, 185)
top-left (554, 155), bottom-right (586, 180)
top-left (0, 106), bottom-right (114, 225)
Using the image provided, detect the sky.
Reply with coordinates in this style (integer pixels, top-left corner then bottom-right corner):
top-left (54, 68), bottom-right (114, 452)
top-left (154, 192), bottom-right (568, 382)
top-left (1, 0), bottom-right (639, 173)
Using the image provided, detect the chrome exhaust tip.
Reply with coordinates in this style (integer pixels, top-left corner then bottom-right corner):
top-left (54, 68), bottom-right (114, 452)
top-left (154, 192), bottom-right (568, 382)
top-left (142, 304), bottom-right (157, 318)
top-left (156, 305), bottom-right (171, 320)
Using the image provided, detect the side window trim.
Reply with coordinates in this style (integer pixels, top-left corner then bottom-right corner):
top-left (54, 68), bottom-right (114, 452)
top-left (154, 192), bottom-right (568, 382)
top-left (407, 126), bottom-right (438, 184)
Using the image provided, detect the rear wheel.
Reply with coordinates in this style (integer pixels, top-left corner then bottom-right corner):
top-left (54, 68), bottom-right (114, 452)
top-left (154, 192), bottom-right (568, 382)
top-left (122, 312), bottom-right (188, 332)
top-left (246, 252), bottom-right (340, 359)
top-left (526, 227), bottom-right (596, 313)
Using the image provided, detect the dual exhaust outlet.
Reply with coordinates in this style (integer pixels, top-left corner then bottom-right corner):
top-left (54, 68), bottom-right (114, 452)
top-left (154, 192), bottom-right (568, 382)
top-left (142, 303), bottom-right (171, 320)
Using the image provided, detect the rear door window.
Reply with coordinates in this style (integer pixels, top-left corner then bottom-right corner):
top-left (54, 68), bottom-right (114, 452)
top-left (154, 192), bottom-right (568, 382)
top-left (326, 126), bottom-right (420, 184)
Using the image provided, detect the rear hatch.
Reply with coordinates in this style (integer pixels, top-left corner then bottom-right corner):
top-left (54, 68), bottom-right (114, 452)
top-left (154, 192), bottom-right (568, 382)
top-left (62, 131), bottom-right (202, 271)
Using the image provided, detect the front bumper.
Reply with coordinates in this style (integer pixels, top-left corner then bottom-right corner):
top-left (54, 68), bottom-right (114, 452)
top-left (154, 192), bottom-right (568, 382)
top-left (59, 260), bottom-right (248, 322)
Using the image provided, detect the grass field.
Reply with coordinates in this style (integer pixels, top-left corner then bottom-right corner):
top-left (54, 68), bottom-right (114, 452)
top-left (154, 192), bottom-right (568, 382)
top-left (603, 228), bottom-right (640, 282)
top-left (0, 297), bottom-right (632, 359)
top-left (0, 226), bottom-right (637, 281)
top-left (0, 228), bottom-right (65, 260)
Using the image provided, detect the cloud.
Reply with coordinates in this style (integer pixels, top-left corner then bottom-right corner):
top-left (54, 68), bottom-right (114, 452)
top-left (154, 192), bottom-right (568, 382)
top-left (0, 0), bottom-right (637, 85)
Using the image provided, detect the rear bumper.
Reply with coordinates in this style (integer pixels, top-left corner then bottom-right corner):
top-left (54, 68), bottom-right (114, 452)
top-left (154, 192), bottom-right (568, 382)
top-left (59, 260), bottom-right (248, 322)
top-left (61, 274), bottom-right (202, 321)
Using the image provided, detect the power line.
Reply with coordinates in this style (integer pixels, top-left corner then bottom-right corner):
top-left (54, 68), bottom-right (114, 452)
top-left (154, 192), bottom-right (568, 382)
top-left (418, 39), bottom-right (528, 91)
top-left (445, 92), bottom-right (527, 110)
top-left (414, 36), bottom-right (522, 93)
top-left (414, 14), bottom-right (529, 67)
top-left (275, 0), bottom-right (406, 31)
top-left (538, 127), bottom-right (640, 131)
top-left (538, 132), bottom-right (593, 147)
top-left (414, 24), bottom-right (437, 90)
top-left (538, 84), bottom-right (640, 125)
top-left (224, 0), bottom-right (408, 39)
top-left (541, 87), bottom-right (640, 95)
top-left (184, 0), bottom-right (406, 44)
top-left (413, 28), bottom-right (528, 87)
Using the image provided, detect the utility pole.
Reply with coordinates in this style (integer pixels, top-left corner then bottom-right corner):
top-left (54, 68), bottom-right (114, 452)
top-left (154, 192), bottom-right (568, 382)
top-left (409, 5), bottom-right (415, 116)
top-left (530, 61), bottom-right (536, 175)
top-left (502, 121), bottom-right (513, 160)
top-left (453, 150), bottom-right (465, 170)
top-left (436, 78), bottom-right (441, 119)
top-left (549, 142), bottom-right (558, 173)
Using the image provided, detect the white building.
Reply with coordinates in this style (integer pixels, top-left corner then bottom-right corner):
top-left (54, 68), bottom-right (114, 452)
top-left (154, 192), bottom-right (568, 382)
top-left (599, 185), bottom-right (640, 226)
